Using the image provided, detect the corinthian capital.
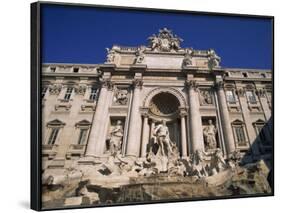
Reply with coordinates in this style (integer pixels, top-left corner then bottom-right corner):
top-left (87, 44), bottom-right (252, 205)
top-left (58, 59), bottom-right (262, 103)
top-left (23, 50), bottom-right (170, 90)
top-left (140, 107), bottom-right (149, 117)
top-left (215, 81), bottom-right (224, 90)
top-left (100, 78), bottom-right (114, 90)
top-left (74, 84), bottom-right (87, 95)
top-left (49, 84), bottom-right (62, 95)
top-left (236, 88), bottom-right (245, 97)
top-left (133, 79), bottom-right (143, 89)
top-left (256, 88), bottom-right (266, 97)
top-left (185, 80), bottom-right (198, 90)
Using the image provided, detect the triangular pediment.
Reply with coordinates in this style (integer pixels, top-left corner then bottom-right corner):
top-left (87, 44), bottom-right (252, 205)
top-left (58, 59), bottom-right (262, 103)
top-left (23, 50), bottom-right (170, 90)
top-left (253, 119), bottom-right (265, 124)
top-left (47, 119), bottom-right (65, 126)
top-left (232, 119), bottom-right (244, 124)
top-left (75, 119), bottom-right (91, 127)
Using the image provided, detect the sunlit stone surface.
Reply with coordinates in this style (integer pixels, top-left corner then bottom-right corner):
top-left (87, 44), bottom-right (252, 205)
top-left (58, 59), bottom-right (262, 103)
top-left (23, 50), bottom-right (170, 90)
top-left (41, 28), bottom-right (273, 209)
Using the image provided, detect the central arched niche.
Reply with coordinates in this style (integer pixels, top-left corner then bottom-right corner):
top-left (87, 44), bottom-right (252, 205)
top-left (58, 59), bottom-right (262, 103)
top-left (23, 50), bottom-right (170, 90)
top-left (148, 92), bottom-right (181, 154)
top-left (149, 92), bottom-right (180, 119)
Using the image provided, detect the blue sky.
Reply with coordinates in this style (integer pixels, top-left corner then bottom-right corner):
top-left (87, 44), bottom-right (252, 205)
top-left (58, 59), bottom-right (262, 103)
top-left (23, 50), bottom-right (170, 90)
top-left (41, 4), bottom-right (273, 69)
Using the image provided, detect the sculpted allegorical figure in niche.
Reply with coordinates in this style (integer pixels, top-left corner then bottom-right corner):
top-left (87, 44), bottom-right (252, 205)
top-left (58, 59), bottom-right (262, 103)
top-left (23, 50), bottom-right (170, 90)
top-left (114, 89), bottom-right (128, 105)
top-left (154, 120), bottom-right (174, 157)
top-left (200, 90), bottom-right (213, 105)
top-left (109, 120), bottom-right (124, 156)
top-left (203, 120), bottom-right (217, 150)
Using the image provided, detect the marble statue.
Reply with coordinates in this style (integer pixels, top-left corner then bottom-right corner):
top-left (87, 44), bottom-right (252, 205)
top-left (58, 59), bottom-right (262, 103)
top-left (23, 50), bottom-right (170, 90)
top-left (153, 120), bottom-right (174, 157)
top-left (147, 34), bottom-right (159, 51)
top-left (109, 120), bottom-right (124, 156)
top-left (135, 47), bottom-right (145, 64)
top-left (114, 89), bottom-right (128, 105)
top-left (105, 48), bottom-right (116, 63)
top-left (182, 49), bottom-right (193, 67)
top-left (203, 120), bottom-right (217, 150)
top-left (208, 49), bottom-right (221, 69)
top-left (168, 160), bottom-right (187, 176)
top-left (205, 149), bottom-right (227, 175)
top-left (190, 150), bottom-right (208, 178)
top-left (171, 35), bottom-right (182, 50)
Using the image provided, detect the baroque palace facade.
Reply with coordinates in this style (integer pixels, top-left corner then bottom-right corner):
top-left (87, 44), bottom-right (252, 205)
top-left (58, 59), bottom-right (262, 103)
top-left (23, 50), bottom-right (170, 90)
top-left (41, 28), bottom-right (272, 172)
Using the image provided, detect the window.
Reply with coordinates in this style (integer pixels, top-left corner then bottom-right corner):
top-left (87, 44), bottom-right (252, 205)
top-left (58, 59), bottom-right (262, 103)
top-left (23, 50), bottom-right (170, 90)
top-left (226, 90), bottom-right (236, 103)
top-left (73, 67), bottom-right (79, 73)
top-left (246, 91), bottom-right (257, 104)
top-left (77, 129), bottom-right (88, 145)
top-left (89, 87), bottom-right (99, 101)
top-left (41, 87), bottom-right (48, 99)
top-left (253, 119), bottom-right (265, 140)
top-left (234, 126), bottom-right (246, 146)
top-left (47, 128), bottom-right (60, 145)
top-left (64, 87), bottom-right (73, 101)
top-left (46, 119), bottom-right (65, 145)
top-left (75, 120), bottom-right (91, 145)
top-left (232, 120), bottom-right (247, 147)
top-left (256, 124), bottom-right (264, 134)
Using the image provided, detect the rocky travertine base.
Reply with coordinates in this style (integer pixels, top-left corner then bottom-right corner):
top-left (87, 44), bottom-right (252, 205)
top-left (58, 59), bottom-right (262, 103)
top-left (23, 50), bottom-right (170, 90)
top-left (42, 154), bottom-right (272, 209)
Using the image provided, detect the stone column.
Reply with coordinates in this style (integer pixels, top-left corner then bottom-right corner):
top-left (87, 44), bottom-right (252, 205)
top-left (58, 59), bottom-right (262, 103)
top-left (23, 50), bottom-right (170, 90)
top-left (216, 81), bottom-right (236, 155)
top-left (98, 87), bottom-right (114, 154)
top-left (141, 112), bottom-right (150, 157)
top-left (173, 122), bottom-right (178, 147)
top-left (187, 80), bottom-right (205, 153)
top-left (185, 115), bottom-right (191, 155)
top-left (85, 80), bottom-right (112, 157)
top-left (180, 112), bottom-right (188, 158)
top-left (150, 121), bottom-right (155, 140)
top-left (126, 79), bottom-right (143, 157)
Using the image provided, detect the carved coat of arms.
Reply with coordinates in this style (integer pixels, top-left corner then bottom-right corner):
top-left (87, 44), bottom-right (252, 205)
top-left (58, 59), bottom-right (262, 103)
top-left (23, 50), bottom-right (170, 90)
top-left (148, 28), bottom-right (183, 52)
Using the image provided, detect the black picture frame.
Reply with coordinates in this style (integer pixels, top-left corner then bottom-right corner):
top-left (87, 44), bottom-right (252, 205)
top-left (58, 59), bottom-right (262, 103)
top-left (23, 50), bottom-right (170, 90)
top-left (31, 1), bottom-right (274, 211)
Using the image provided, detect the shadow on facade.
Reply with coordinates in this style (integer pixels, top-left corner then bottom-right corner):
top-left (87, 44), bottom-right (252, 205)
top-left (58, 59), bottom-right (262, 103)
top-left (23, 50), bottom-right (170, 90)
top-left (240, 116), bottom-right (273, 189)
